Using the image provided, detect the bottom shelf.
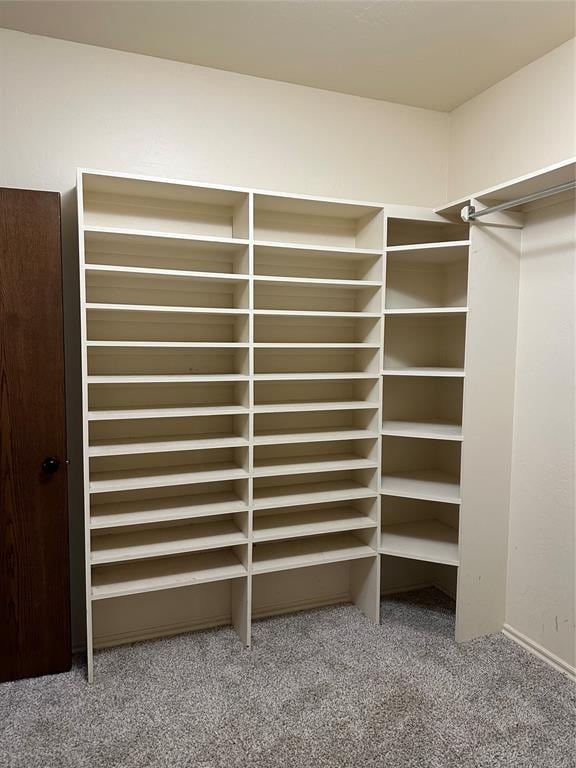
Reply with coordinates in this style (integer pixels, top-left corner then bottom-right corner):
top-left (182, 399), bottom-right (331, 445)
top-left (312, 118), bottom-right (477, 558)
top-left (253, 532), bottom-right (375, 574)
top-left (91, 548), bottom-right (247, 600)
top-left (380, 520), bottom-right (459, 566)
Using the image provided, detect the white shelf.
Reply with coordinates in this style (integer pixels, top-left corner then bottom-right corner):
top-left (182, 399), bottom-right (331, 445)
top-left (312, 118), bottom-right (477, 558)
top-left (83, 224), bottom-right (249, 247)
top-left (384, 308), bottom-right (467, 317)
top-left (380, 520), bottom-right (459, 566)
top-left (254, 275), bottom-right (381, 288)
top-left (254, 507), bottom-right (377, 542)
top-left (254, 373), bottom-right (379, 381)
top-left (84, 264), bottom-right (249, 282)
top-left (381, 420), bottom-right (463, 441)
top-left (252, 532), bottom-right (375, 574)
top-left (90, 491), bottom-right (249, 529)
top-left (89, 405), bottom-right (249, 421)
top-left (254, 479), bottom-right (377, 511)
top-left (91, 519), bottom-right (247, 565)
top-left (90, 463), bottom-right (249, 494)
top-left (254, 401), bottom-right (378, 414)
top-left (254, 239), bottom-right (382, 257)
top-left (380, 470), bottom-right (461, 504)
top-left (254, 428), bottom-right (378, 447)
top-left (88, 435), bottom-right (249, 457)
top-left (381, 368), bottom-right (465, 378)
top-left (87, 341), bottom-right (249, 349)
top-left (91, 549), bottom-right (247, 600)
top-left (254, 309), bottom-right (380, 318)
top-left (254, 343), bottom-right (379, 349)
top-left (254, 454), bottom-right (379, 479)
top-left (86, 303), bottom-right (248, 315)
top-left (386, 240), bottom-right (470, 254)
top-left (88, 374), bottom-right (249, 384)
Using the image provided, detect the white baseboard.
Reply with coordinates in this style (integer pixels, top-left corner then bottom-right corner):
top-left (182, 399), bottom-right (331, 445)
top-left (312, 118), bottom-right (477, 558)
top-left (93, 611), bottom-right (232, 650)
top-left (502, 624), bottom-right (576, 682)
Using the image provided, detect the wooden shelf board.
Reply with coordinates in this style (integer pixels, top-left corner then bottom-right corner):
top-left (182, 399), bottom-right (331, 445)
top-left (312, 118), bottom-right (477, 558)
top-left (254, 401), bottom-right (378, 414)
top-left (90, 492), bottom-right (249, 529)
top-left (254, 428), bottom-right (378, 447)
top-left (88, 405), bottom-right (249, 421)
top-left (91, 519), bottom-right (247, 565)
top-left (254, 455), bottom-right (379, 479)
top-left (84, 264), bottom-right (249, 282)
top-left (253, 479), bottom-right (377, 511)
top-left (380, 470), bottom-right (461, 504)
top-left (380, 520), bottom-right (459, 566)
top-left (88, 375), bottom-right (249, 384)
top-left (91, 549), bottom-right (247, 600)
top-left (254, 507), bottom-right (377, 543)
top-left (90, 464), bottom-right (249, 494)
top-left (88, 435), bottom-right (249, 457)
top-left (253, 275), bottom-right (381, 288)
top-left (384, 308), bottom-right (468, 317)
top-left (381, 420), bottom-right (463, 441)
top-left (254, 239), bottom-right (382, 257)
top-left (381, 368), bottom-right (465, 378)
top-left (252, 532), bottom-right (375, 574)
top-left (83, 224), bottom-right (249, 247)
top-left (86, 303), bottom-right (248, 315)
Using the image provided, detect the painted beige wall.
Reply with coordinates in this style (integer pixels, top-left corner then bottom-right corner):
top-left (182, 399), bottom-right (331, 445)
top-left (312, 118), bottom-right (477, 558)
top-left (448, 38), bottom-right (576, 201)
top-left (506, 199), bottom-right (575, 670)
top-left (0, 29), bottom-right (450, 646)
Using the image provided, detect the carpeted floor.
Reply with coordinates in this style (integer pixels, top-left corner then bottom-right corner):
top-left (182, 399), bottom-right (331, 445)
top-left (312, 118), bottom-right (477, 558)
top-left (1, 588), bottom-right (574, 768)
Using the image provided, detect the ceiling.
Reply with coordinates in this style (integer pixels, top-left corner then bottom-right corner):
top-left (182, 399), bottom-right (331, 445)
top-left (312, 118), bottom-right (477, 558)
top-left (1, 0), bottom-right (574, 111)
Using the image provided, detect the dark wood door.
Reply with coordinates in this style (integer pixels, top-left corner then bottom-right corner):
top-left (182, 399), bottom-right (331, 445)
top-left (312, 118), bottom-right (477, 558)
top-left (0, 188), bottom-right (71, 682)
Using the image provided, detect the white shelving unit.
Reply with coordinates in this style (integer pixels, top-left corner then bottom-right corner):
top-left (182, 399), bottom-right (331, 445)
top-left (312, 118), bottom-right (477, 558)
top-left (79, 170), bottom-right (518, 680)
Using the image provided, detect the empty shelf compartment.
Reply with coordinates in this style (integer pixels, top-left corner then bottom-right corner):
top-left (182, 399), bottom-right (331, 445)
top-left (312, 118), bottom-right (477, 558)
top-left (254, 244), bottom-right (382, 281)
top-left (90, 480), bottom-right (249, 529)
top-left (252, 531), bottom-right (375, 574)
top-left (84, 229), bottom-right (249, 274)
top-left (89, 414), bottom-right (249, 456)
top-left (386, 218), bottom-right (468, 247)
top-left (386, 246), bottom-right (468, 310)
top-left (85, 268), bottom-right (249, 310)
top-left (91, 516), bottom-right (248, 564)
top-left (254, 314), bottom-right (380, 345)
top-left (380, 520), bottom-right (459, 566)
top-left (254, 280), bottom-right (380, 313)
top-left (254, 195), bottom-right (384, 249)
top-left (87, 306), bottom-right (248, 344)
top-left (253, 471), bottom-right (378, 510)
top-left (87, 346), bottom-right (249, 377)
top-left (254, 378), bottom-right (379, 412)
top-left (254, 502), bottom-right (377, 542)
top-left (91, 547), bottom-right (248, 600)
top-left (381, 376), bottom-right (463, 441)
top-left (254, 439), bottom-right (378, 478)
top-left (82, 173), bottom-right (249, 239)
top-left (88, 381), bottom-right (249, 418)
top-left (381, 436), bottom-right (461, 503)
top-left (383, 313), bottom-right (466, 374)
top-left (89, 446), bottom-right (249, 494)
top-left (255, 347), bottom-right (379, 376)
top-left (254, 408), bottom-right (378, 445)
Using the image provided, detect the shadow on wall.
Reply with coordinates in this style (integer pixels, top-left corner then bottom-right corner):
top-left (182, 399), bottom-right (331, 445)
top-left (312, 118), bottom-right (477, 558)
top-left (61, 187), bottom-right (86, 650)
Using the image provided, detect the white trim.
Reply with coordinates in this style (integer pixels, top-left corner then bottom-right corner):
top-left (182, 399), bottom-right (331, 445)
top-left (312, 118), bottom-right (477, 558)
top-left (502, 624), bottom-right (576, 682)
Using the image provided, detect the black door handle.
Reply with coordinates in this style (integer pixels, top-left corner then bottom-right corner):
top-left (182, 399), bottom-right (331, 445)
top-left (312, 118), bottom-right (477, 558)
top-left (41, 456), bottom-right (60, 474)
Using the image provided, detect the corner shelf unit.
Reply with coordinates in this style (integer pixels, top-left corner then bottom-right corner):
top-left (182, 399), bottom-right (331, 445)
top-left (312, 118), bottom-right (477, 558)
top-left (78, 170), bottom-right (520, 681)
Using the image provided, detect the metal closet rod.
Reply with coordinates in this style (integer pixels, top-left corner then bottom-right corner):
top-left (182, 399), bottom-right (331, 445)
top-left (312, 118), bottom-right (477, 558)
top-left (461, 179), bottom-right (576, 222)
